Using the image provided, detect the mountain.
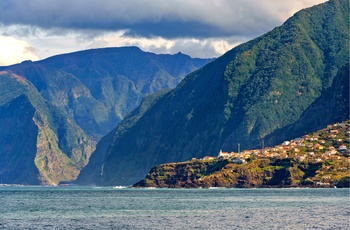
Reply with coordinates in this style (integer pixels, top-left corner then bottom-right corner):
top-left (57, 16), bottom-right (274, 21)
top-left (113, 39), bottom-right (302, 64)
top-left (1, 47), bottom-right (213, 140)
top-left (0, 47), bottom-right (212, 185)
top-left (76, 0), bottom-right (349, 186)
top-left (0, 71), bottom-right (95, 185)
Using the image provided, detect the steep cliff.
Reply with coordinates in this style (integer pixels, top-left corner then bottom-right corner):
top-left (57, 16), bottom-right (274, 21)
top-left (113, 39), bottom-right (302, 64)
top-left (133, 159), bottom-right (309, 188)
top-left (0, 71), bottom-right (95, 185)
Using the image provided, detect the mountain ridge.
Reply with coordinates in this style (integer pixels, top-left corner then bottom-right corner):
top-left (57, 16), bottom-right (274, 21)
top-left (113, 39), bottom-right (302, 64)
top-left (1, 46), bottom-right (213, 140)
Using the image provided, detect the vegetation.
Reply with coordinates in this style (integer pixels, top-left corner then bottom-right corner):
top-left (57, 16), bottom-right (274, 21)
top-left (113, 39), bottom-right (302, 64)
top-left (78, 0), bottom-right (349, 186)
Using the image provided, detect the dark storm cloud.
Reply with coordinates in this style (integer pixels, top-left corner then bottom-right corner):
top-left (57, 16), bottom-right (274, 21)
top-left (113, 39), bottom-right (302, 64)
top-left (123, 21), bottom-right (234, 39)
top-left (0, 0), bottom-right (283, 39)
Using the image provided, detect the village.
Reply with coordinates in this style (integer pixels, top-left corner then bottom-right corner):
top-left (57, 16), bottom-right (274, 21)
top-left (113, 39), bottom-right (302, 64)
top-left (140, 122), bottom-right (350, 189)
top-left (199, 121), bottom-right (350, 166)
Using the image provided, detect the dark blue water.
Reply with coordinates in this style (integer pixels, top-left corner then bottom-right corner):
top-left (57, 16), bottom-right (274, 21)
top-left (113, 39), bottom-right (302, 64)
top-left (0, 187), bottom-right (349, 229)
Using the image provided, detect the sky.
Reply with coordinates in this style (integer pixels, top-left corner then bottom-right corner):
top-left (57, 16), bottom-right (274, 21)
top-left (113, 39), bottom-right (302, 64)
top-left (0, 0), bottom-right (327, 66)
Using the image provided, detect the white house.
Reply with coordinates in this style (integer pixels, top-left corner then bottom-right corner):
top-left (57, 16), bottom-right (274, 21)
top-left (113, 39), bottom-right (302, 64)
top-left (218, 150), bottom-right (231, 158)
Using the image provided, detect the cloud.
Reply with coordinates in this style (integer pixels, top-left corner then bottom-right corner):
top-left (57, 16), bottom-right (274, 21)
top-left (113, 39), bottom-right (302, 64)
top-left (68, 32), bottom-right (245, 58)
top-left (0, 36), bottom-right (39, 66)
top-left (0, 0), bottom-right (328, 65)
top-left (0, 0), bottom-right (327, 39)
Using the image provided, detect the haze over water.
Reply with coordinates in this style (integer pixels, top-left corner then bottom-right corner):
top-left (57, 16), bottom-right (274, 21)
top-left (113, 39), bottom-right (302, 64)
top-left (0, 187), bottom-right (349, 229)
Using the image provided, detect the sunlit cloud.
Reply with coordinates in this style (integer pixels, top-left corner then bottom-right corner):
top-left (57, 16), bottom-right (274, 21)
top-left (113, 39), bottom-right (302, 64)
top-left (0, 36), bottom-right (39, 66)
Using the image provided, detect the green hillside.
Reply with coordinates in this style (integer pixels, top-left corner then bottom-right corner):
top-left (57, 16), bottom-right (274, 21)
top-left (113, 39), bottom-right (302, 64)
top-left (77, 0), bottom-right (349, 186)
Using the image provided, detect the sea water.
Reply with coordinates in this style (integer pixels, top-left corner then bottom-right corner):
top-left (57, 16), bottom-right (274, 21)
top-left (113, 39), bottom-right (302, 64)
top-left (0, 187), bottom-right (349, 229)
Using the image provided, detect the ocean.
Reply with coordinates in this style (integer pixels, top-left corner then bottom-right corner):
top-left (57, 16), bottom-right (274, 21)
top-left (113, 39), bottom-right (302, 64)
top-left (0, 186), bottom-right (349, 229)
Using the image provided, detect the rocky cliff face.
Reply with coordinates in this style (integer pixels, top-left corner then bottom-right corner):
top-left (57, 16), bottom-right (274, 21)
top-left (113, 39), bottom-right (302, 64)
top-left (78, 0), bottom-right (349, 186)
top-left (0, 71), bottom-right (95, 185)
top-left (133, 159), bottom-right (308, 188)
top-left (134, 156), bottom-right (349, 188)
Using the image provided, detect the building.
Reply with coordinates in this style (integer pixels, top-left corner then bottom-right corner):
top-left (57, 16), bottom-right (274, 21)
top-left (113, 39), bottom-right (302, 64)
top-left (218, 150), bottom-right (231, 159)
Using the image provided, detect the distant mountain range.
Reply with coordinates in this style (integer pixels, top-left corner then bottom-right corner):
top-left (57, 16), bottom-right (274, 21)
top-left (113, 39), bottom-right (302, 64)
top-left (76, 0), bottom-right (349, 186)
top-left (0, 47), bottom-right (212, 185)
top-left (1, 47), bottom-right (213, 140)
